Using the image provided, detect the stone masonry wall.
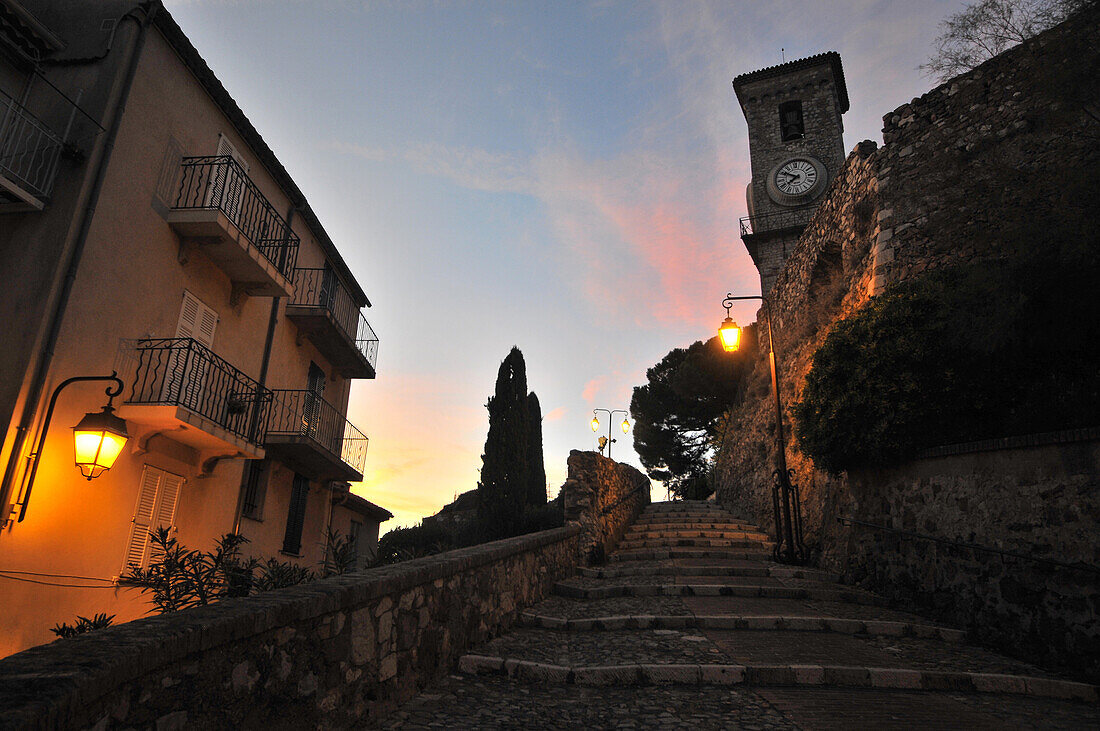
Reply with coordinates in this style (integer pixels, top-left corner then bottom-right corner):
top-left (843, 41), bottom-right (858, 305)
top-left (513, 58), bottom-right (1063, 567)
top-left (717, 7), bottom-right (1100, 680)
top-left (0, 525), bottom-right (580, 730)
top-left (562, 450), bottom-right (651, 564)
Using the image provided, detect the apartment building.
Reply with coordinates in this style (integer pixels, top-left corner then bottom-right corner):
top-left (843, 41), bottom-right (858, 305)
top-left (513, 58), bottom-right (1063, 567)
top-left (0, 0), bottom-right (389, 656)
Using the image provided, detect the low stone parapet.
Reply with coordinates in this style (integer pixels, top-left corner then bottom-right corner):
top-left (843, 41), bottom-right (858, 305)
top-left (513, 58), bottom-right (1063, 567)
top-left (0, 524), bottom-right (580, 729)
top-left (561, 450), bottom-right (651, 564)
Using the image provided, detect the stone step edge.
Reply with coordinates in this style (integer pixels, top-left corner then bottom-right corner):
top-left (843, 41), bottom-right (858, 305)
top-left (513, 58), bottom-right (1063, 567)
top-left (456, 656), bottom-right (1098, 701)
top-left (618, 541), bottom-right (774, 549)
top-left (610, 550), bottom-right (775, 561)
top-left (579, 566), bottom-right (840, 582)
top-left (552, 583), bottom-right (887, 605)
top-left (517, 613), bottom-right (965, 641)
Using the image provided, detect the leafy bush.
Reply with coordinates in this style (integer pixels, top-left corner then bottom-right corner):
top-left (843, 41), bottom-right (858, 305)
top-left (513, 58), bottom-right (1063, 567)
top-left (794, 256), bottom-right (1100, 473)
top-left (50, 613), bottom-right (115, 639)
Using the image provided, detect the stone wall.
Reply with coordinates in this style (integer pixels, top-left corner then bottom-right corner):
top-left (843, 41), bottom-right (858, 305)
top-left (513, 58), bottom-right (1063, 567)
top-left (821, 435), bottom-right (1100, 680)
top-left (562, 450), bottom-right (651, 564)
top-left (0, 525), bottom-right (580, 729)
top-left (717, 7), bottom-right (1100, 680)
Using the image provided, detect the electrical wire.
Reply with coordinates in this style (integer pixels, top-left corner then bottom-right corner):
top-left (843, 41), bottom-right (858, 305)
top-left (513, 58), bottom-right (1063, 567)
top-left (0, 568), bottom-right (115, 581)
top-left (0, 572), bottom-right (117, 589)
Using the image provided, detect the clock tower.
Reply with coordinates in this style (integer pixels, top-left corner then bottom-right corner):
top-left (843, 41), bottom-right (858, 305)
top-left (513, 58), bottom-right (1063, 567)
top-left (733, 52), bottom-right (848, 294)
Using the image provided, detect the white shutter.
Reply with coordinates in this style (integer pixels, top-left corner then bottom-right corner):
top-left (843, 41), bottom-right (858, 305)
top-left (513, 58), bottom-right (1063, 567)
top-left (216, 134), bottom-right (249, 172)
top-left (122, 466), bottom-right (185, 572)
top-left (122, 467), bottom-right (163, 572)
top-left (175, 291), bottom-right (217, 347)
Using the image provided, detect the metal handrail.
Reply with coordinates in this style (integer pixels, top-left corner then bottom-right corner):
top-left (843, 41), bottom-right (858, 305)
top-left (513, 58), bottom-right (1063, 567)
top-left (171, 156), bottom-right (299, 277)
top-left (118, 338), bottom-right (270, 445)
top-left (0, 89), bottom-right (63, 202)
top-left (288, 268), bottom-right (379, 370)
top-left (265, 389), bottom-right (368, 475)
top-left (739, 206), bottom-right (816, 237)
top-left (837, 516), bottom-right (1100, 576)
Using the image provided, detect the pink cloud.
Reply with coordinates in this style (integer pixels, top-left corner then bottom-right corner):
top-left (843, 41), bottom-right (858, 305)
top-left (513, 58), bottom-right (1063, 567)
top-left (544, 406), bottom-right (566, 422)
top-left (581, 376), bottom-right (606, 403)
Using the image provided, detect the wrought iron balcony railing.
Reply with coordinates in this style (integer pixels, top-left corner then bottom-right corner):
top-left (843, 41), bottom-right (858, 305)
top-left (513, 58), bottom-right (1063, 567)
top-left (171, 156), bottom-right (299, 278)
top-left (739, 207), bottom-right (816, 237)
top-left (0, 88), bottom-right (63, 205)
top-left (265, 389), bottom-right (368, 477)
top-left (118, 338), bottom-right (269, 446)
top-left (288, 268), bottom-right (379, 371)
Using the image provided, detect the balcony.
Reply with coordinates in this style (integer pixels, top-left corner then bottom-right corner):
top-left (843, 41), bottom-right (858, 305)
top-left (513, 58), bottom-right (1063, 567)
top-left (115, 338), bottom-right (268, 459)
top-left (264, 389), bottom-right (367, 482)
top-left (0, 89), bottom-right (63, 211)
top-left (284, 268), bottom-right (379, 379)
top-left (165, 156), bottom-right (299, 298)
top-left (739, 207), bottom-right (815, 238)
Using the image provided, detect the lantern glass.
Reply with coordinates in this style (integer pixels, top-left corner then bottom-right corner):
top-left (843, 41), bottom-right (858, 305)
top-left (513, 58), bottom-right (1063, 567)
top-left (621, 418), bottom-right (630, 434)
top-left (72, 407), bottom-right (129, 480)
top-left (718, 317), bottom-right (741, 352)
top-left (590, 416), bottom-right (600, 432)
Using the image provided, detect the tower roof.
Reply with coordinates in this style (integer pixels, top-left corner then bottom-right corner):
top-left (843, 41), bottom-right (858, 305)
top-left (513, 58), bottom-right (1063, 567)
top-left (733, 51), bottom-right (849, 114)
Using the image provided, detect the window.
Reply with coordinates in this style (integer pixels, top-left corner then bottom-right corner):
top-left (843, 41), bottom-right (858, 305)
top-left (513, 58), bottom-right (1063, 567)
top-left (122, 465), bottom-right (184, 572)
top-left (176, 290), bottom-right (217, 346)
top-left (779, 100), bottom-right (804, 141)
top-left (240, 460), bottom-right (270, 520)
top-left (282, 474), bottom-right (310, 555)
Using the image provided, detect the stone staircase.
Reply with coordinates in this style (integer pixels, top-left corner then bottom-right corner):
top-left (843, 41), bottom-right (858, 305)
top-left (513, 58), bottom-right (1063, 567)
top-left (378, 501), bottom-right (1100, 729)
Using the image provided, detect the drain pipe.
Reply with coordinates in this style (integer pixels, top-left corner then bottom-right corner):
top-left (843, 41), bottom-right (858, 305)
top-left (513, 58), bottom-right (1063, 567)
top-left (0, 3), bottom-right (158, 526)
top-left (231, 206), bottom-right (295, 535)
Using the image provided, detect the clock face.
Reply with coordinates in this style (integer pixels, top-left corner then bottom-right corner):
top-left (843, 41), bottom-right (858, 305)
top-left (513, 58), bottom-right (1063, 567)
top-left (774, 159), bottom-right (818, 195)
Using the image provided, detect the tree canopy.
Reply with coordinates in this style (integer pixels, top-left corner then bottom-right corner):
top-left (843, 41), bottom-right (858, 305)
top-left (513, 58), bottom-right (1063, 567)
top-left (630, 331), bottom-right (757, 499)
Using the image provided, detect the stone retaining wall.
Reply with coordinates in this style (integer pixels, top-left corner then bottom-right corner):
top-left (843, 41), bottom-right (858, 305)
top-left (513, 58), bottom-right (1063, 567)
top-left (819, 437), bottom-right (1100, 682)
top-left (562, 450), bottom-right (651, 564)
top-left (0, 524), bottom-right (580, 729)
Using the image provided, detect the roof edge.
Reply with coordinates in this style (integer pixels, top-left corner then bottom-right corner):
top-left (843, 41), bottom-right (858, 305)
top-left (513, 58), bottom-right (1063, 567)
top-left (151, 3), bottom-right (370, 307)
top-left (733, 51), bottom-right (849, 114)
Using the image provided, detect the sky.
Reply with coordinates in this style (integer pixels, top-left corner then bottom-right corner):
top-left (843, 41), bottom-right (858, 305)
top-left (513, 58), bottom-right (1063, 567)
top-left (164, 0), bottom-right (968, 529)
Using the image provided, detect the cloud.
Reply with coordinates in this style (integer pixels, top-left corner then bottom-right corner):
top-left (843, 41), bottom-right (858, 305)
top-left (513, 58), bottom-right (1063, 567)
top-left (544, 406), bottom-right (566, 422)
top-left (581, 376), bottom-right (606, 403)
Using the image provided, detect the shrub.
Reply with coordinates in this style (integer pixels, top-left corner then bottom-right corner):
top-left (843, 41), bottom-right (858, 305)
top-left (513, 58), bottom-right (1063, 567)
top-left (50, 613), bottom-right (115, 639)
top-left (794, 256), bottom-right (1100, 473)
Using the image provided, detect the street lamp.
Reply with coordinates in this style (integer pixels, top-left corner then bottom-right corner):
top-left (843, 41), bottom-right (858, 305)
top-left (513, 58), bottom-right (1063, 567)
top-left (590, 408), bottom-right (629, 459)
top-left (16, 372), bottom-right (129, 522)
top-left (719, 293), bottom-right (806, 564)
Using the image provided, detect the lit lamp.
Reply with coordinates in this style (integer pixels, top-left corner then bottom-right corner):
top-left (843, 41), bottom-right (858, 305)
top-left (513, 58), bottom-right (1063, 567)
top-left (73, 405), bottom-right (130, 479)
top-left (719, 298), bottom-right (742, 352)
top-left (591, 408), bottom-right (628, 459)
top-left (591, 416), bottom-right (600, 432)
top-left (621, 418), bottom-right (630, 434)
top-left (15, 372), bottom-right (128, 522)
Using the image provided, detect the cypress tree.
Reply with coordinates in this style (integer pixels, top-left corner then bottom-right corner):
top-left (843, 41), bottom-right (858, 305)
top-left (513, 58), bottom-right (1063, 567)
top-left (477, 347), bottom-right (529, 538)
top-left (525, 391), bottom-right (547, 506)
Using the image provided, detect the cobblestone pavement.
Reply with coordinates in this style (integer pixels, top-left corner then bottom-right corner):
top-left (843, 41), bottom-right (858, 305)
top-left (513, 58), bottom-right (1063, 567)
top-left (374, 501), bottom-right (1100, 729)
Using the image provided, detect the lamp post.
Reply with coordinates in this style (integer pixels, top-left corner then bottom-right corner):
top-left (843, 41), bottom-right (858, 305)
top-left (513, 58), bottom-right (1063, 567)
top-left (590, 408), bottom-right (629, 459)
top-left (720, 293), bottom-right (806, 564)
top-left (15, 372), bottom-right (129, 523)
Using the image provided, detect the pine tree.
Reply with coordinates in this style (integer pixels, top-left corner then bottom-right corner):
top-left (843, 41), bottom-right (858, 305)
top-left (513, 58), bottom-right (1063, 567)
top-left (525, 391), bottom-right (547, 506)
top-left (477, 347), bottom-right (529, 538)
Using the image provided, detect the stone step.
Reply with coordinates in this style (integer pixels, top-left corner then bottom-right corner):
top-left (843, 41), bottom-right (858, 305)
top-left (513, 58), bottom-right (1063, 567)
top-left (552, 582), bottom-right (888, 605)
top-left (638, 510), bottom-right (737, 519)
top-left (610, 548), bottom-right (775, 562)
top-left (578, 564), bottom-right (840, 582)
top-left (644, 501), bottom-right (724, 511)
top-left (516, 612), bottom-right (965, 641)
top-left (456, 655), bottom-right (1097, 701)
top-left (621, 529), bottom-right (771, 541)
top-left (633, 517), bottom-right (761, 527)
top-left (618, 538), bottom-right (773, 550)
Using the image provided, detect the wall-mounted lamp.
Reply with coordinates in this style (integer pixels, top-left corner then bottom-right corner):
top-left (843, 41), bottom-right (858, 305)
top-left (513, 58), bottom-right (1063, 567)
top-left (16, 372), bottom-right (128, 522)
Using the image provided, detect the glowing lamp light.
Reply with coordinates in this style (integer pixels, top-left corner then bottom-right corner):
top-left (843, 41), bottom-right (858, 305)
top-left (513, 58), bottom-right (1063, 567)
top-left (621, 418), bottom-right (630, 434)
top-left (719, 317), bottom-right (742, 352)
top-left (590, 416), bottom-right (600, 432)
top-left (72, 405), bottom-right (130, 480)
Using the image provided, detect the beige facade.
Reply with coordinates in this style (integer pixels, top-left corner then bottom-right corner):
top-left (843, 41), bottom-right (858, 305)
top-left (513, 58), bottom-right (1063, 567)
top-left (0, 0), bottom-right (388, 657)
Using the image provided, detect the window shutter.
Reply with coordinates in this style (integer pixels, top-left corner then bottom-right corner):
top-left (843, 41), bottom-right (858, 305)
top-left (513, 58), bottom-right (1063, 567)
top-left (122, 467), bottom-right (163, 572)
top-left (176, 291), bottom-right (217, 347)
top-left (122, 466), bottom-right (185, 572)
top-left (282, 475), bottom-right (310, 555)
top-left (216, 134), bottom-right (249, 172)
